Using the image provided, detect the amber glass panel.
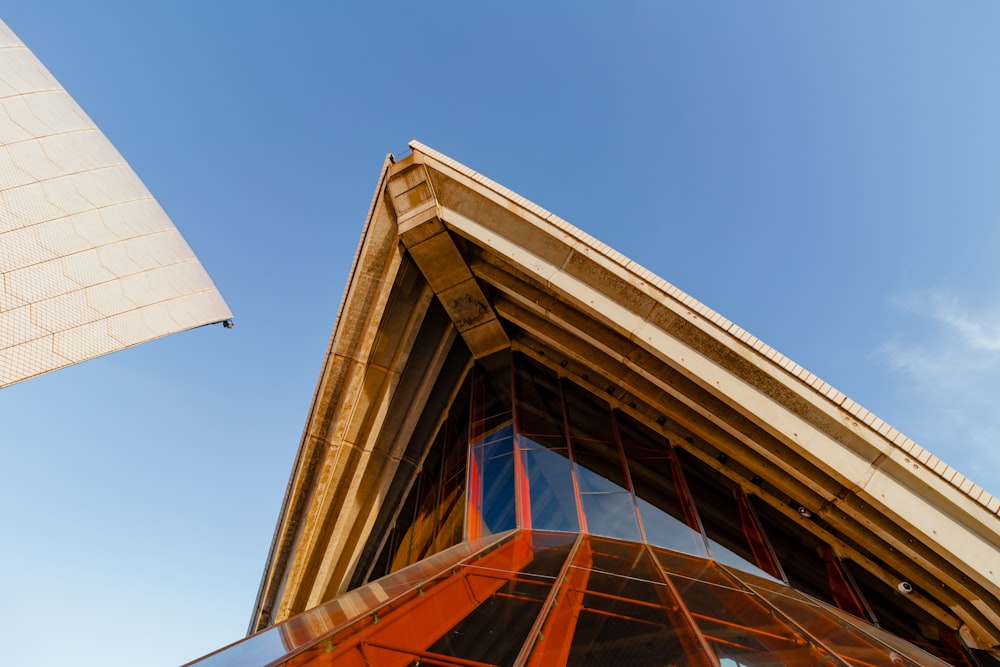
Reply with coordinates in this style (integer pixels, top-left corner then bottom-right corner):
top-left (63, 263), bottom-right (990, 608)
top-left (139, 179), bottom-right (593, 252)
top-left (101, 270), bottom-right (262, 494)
top-left (434, 416), bottom-right (467, 554)
top-left (743, 571), bottom-right (952, 667)
top-left (184, 533), bottom-right (514, 667)
top-left (547, 537), bottom-right (708, 667)
top-left (653, 547), bottom-right (836, 666)
top-left (617, 413), bottom-right (708, 556)
top-left (281, 531), bottom-right (541, 667)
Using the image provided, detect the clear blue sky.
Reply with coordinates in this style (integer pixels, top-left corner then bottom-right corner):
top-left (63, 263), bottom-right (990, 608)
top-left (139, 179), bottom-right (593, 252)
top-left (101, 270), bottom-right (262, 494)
top-left (2, 3), bottom-right (999, 665)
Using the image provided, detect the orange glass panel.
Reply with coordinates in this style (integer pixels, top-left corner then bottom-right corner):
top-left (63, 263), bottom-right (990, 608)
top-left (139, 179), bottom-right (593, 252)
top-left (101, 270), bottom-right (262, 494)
top-left (184, 533), bottom-right (513, 667)
top-left (655, 547), bottom-right (835, 666)
top-left (527, 536), bottom-right (716, 667)
top-left (524, 536), bottom-right (593, 666)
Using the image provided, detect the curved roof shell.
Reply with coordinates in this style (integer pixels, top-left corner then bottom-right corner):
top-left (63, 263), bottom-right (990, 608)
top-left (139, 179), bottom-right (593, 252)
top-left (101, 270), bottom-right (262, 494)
top-left (0, 19), bottom-right (231, 387)
top-left (254, 141), bottom-right (1000, 651)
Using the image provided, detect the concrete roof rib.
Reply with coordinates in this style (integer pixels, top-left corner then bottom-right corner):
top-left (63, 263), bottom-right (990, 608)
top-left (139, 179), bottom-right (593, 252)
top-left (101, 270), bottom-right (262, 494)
top-left (408, 139), bottom-right (997, 518)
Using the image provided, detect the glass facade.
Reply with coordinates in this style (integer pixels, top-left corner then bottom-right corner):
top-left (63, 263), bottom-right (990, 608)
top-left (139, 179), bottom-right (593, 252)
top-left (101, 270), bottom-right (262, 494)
top-left (194, 352), bottom-right (978, 666)
top-left (189, 531), bottom-right (954, 667)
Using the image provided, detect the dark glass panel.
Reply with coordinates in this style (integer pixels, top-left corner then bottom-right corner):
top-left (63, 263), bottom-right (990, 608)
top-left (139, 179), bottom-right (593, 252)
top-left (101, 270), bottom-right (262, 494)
top-left (586, 538), bottom-right (666, 600)
top-left (513, 354), bottom-right (565, 439)
top-left (573, 437), bottom-right (630, 492)
top-left (676, 449), bottom-right (779, 579)
top-left (750, 498), bottom-right (837, 607)
top-left (472, 353), bottom-right (513, 441)
top-left (973, 650), bottom-right (1000, 667)
top-left (519, 531), bottom-right (581, 575)
top-left (562, 378), bottom-right (615, 443)
top-left (844, 561), bottom-right (972, 666)
top-left (423, 588), bottom-right (545, 666)
top-left (520, 441), bottom-right (579, 532)
top-left (617, 412), bottom-right (709, 556)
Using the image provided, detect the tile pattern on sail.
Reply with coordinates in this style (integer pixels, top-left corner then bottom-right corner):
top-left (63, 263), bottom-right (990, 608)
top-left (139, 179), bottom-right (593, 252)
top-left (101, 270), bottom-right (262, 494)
top-left (0, 20), bottom-right (231, 388)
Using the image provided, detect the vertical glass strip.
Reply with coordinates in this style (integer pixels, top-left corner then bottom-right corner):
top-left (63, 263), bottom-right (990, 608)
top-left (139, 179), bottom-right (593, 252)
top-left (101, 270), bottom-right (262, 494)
top-left (468, 359), bottom-right (516, 540)
top-left (563, 384), bottom-right (641, 542)
top-left (611, 410), bottom-right (650, 546)
top-left (470, 425), bottom-right (517, 538)
top-left (820, 546), bottom-right (873, 621)
top-left (558, 377), bottom-right (589, 534)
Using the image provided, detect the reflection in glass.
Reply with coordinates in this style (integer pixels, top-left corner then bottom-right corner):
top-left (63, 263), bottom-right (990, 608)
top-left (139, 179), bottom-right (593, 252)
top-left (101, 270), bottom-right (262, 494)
top-left (276, 351), bottom-right (974, 667)
top-left (571, 437), bottom-right (642, 541)
top-left (470, 425), bottom-right (516, 537)
top-left (745, 571), bottom-right (952, 667)
top-left (531, 537), bottom-right (710, 667)
top-left (520, 440), bottom-right (579, 532)
top-left (193, 532), bottom-right (963, 667)
top-left (580, 491), bottom-right (641, 542)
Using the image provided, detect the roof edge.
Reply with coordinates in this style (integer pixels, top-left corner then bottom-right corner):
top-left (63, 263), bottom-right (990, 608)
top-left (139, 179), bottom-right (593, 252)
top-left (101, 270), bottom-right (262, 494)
top-left (407, 139), bottom-right (1000, 520)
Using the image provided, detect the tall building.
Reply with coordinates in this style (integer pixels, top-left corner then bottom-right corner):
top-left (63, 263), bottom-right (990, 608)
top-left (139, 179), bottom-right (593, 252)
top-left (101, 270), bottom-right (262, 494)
top-left (191, 143), bottom-right (999, 666)
top-left (0, 20), bottom-right (231, 388)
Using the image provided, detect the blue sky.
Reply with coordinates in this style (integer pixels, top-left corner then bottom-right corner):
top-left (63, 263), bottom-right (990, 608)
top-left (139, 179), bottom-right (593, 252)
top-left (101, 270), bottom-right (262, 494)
top-left (2, 3), bottom-right (999, 665)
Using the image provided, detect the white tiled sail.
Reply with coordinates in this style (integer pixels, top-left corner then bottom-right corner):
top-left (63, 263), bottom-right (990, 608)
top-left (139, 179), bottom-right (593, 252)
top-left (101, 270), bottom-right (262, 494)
top-left (0, 19), bottom-right (231, 388)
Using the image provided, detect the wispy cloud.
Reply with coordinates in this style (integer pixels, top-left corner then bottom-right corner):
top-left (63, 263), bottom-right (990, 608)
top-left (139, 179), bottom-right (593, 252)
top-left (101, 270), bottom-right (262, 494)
top-left (876, 290), bottom-right (1000, 492)
top-left (904, 291), bottom-right (1000, 351)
